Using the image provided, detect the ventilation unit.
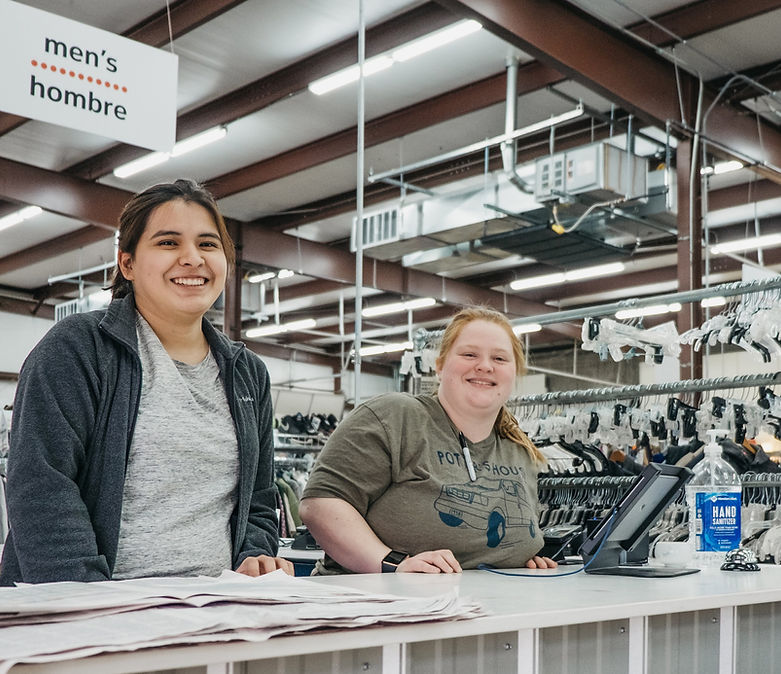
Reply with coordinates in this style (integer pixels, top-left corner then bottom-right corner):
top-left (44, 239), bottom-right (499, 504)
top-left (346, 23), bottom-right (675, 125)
top-left (535, 141), bottom-right (646, 203)
top-left (351, 207), bottom-right (402, 252)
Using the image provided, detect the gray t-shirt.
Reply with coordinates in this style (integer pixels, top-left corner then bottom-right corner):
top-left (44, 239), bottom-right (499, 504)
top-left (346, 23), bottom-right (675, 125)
top-left (303, 393), bottom-right (543, 573)
top-left (112, 315), bottom-right (239, 579)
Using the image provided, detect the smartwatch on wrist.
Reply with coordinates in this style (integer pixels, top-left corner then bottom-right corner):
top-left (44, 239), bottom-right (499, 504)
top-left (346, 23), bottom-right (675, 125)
top-left (381, 550), bottom-right (409, 573)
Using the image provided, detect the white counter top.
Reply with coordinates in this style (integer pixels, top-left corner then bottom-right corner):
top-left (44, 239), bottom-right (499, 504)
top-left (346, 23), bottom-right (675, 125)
top-left (301, 564), bottom-right (781, 630)
top-left (10, 565), bottom-right (781, 673)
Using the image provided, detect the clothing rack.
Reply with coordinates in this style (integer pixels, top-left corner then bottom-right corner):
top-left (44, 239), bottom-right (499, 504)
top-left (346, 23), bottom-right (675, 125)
top-left (508, 371), bottom-right (781, 408)
top-left (512, 276), bottom-right (781, 329)
top-left (274, 456), bottom-right (313, 469)
top-left (274, 433), bottom-right (326, 453)
top-left (540, 473), bottom-right (781, 490)
top-left (412, 278), bottom-right (781, 343)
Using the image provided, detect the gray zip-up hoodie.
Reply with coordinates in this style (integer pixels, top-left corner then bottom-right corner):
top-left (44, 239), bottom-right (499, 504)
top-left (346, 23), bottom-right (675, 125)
top-left (0, 293), bottom-right (278, 585)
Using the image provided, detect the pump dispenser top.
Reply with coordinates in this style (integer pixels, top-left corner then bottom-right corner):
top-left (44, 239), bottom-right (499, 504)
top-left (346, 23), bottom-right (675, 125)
top-left (704, 429), bottom-right (726, 455)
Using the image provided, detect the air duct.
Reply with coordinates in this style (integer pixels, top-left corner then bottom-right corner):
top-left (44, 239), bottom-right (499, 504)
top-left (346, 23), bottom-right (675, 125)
top-left (501, 57), bottom-right (533, 194)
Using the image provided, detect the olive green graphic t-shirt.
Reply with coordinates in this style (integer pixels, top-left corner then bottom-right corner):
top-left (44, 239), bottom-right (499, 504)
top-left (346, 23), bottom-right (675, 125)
top-left (303, 393), bottom-right (544, 573)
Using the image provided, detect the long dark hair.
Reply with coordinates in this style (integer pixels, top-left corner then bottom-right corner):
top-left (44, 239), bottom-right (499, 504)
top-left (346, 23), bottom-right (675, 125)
top-left (109, 179), bottom-right (235, 299)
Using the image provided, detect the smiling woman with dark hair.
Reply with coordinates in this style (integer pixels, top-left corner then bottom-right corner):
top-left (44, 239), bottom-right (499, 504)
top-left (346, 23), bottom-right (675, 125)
top-left (0, 179), bottom-right (291, 585)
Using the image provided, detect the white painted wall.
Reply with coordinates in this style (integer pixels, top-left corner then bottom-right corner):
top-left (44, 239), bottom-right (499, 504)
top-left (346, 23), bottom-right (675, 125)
top-left (0, 311), bottom-right (54, 409)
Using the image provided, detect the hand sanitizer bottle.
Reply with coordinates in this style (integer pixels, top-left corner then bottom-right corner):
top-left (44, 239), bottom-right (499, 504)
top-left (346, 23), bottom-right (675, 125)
top-left (686, 430), bottom-right (742, 567)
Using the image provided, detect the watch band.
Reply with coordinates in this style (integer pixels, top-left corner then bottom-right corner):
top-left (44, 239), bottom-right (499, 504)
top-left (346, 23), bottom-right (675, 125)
top-left (381, 549), bottom-right (408, 573)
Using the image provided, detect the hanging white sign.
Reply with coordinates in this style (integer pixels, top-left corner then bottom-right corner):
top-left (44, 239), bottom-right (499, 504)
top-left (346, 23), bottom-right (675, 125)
top-left (0, 0), bottom-right (177, 151)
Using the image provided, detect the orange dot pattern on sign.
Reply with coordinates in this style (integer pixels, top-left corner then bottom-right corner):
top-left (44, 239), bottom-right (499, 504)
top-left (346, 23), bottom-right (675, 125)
top-left (30, 59), bottom-right (128, 93)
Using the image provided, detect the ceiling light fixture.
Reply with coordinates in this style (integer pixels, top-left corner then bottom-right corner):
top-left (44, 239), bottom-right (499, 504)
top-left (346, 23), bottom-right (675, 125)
top-left (510, 262), bottom-right (625, 292)
top-left (710, 233), bottom-right (781, 255)
top-left (0, 205), bottom-right (43, 233)
top-left (701, 296), bottom-right (726, 308)
top-left (700, 160), bottom-right (743, 176)
top-left (245, 317), bottom-right (316, 338)
top-left (512, 323), bottom-right (542, 335)
top-left (112, 152), bottom-right (170, 179)
top-left (170, 125), bottom-right (227, 157)
top-left (308, 55), bottom-right (394, 95)
top-left (362, 297), bottom-right (436, 317)
top-left (113, 125), bottom-right (228, 178)
top-left (308, 20), bottom-right (482, 96)
top-left (277, 269), bottom-right (295, 279)
top-left (247, 271), bottom-right (277, 284)
top-left (510, 272), bottom-right (565, 292)
top-left (359, 341), bottom-right (413, 357)
top-left (615, 302), bottom-right (682, 320)
top-left (391, 20), bottom-right (482, 62)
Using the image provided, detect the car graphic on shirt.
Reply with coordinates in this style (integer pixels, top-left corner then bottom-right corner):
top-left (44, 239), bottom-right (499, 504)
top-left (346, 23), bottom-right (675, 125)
top-left (434, 476), bottom-right (536, 548)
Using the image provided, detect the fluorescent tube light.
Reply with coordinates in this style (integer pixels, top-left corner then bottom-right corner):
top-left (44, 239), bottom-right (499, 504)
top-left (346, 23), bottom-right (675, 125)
top-left (170, 125), bottom-right (227, 157)
top-left (308, 20), bottom-right (482, 96)
top-left (403, 297), bottom-right (437, 311)
top-left (510, 272), bottom-right (565, 291)
top-left (510, 262), bottom-right (625, 292)
top-left (277, 269), bottom-right (295, 279)
top-left (512, 323), bottom-right (542, 335)
top-left (113, 126), bottom-right (228, 178)
top-left (392, 20), bottom-right (481, 62)
top-left (362, 297), bottom-right (436, 317)
top-left (710, 233), bottom-right (781, 255)
top-left (247, 271), bottom-right (276, 284)
top-left (113, 151), bottom-right (170, 178)
top-left (308, 55), bottom-right (393, 95)
top-left (0, 205), bottom-right (42, 233)
top-left (700, 160), bottom-right (743, 176)
top-left (565, 262), bottom-right (625, 281)
top-left (359, 341), bottom-right (413, 357)
top-left (245, 318), bottom-right (316, 338)
top-left (701, 296), bottom-right (726, 308)
top-left (714, 160), bottom-right (743, 174)
top-left (615, 302), bottom-right (681, 320)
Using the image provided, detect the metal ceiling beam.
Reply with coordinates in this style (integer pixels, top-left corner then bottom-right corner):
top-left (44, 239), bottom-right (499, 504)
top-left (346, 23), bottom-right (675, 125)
top-left (244, 341), bottom-right (392, 377)
top-left (253, 115), bottom-right (601, 232)
top-left (207, 60), bottom-right (563, 199)
top-left (435, 0), bottom-right (781, 181)
top-left (0, 157), bottom-right (129, 227)
top-left (0, 295), bottom-right (54, 321)
top-left (628, 0), bottom-right (781, 46)
top-left (240, 225), bottom-right (581, 340)
top-left (32, 270), bottom-right (108, 302)
top-left (123, 0), bottom-right (248, 46)
top-left (710, 59), bottom-right (781, 104)
top-left (0, 226), bottom-right (114, 277)
top-left (0, 160), bottom-right (571, 341)
top-left (64, 2), bottom-right (456, 181)
top-left (706, 178), bottom-right (781, 210)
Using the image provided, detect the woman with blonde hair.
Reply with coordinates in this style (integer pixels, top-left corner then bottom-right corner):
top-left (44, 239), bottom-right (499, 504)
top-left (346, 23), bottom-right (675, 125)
top-left (300, 306), bottom-right (555, 574)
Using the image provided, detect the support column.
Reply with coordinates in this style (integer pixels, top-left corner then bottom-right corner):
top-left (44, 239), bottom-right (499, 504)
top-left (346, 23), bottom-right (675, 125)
top-left (676, 139), bottom-right (703, 381)
top-left (223, 220), bottom-right (244, 341)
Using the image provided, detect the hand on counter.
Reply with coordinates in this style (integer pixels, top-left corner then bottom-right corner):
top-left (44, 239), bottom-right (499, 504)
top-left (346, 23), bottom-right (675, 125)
top-left (525, 555), bottom-right (558, 569)
top-left (235, 554), bottom-right (295, 577)
top-left (397, 549), bottom-right (462, 574)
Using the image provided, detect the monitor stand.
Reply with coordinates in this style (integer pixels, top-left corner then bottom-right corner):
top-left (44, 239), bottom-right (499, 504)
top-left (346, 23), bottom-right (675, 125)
top-left (587, 565), bottom-right (700, 578)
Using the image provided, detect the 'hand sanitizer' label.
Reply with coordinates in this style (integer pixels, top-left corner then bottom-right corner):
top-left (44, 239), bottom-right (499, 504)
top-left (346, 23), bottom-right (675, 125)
top-left (695, 492), bottom-right (741, 552)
